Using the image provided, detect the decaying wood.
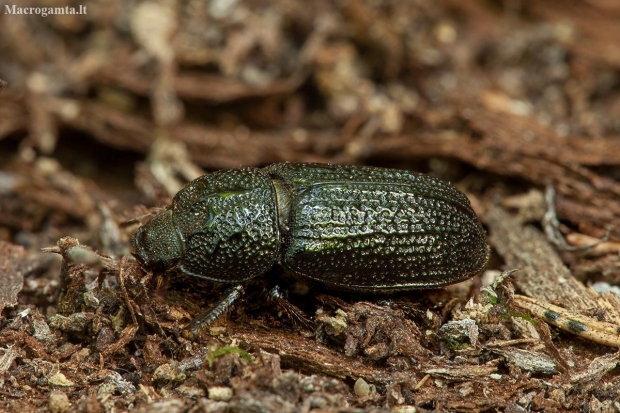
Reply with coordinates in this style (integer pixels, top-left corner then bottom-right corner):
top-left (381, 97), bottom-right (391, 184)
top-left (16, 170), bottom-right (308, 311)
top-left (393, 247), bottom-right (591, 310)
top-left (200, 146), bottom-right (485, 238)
top-left (488, 207), bottom-right (603, 311)
top-left (0, 241), bottom-right (26, 313)
top-left (488, 206), bottom-right (620, 347)
top-left (514, 295), bottom-right (620, 347)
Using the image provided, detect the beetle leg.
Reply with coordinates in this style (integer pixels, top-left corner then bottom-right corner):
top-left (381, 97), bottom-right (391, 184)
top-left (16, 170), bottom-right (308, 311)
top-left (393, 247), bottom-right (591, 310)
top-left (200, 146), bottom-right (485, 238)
top-left (182, 284), bottom-right (245, 339)
top-left (268, 285), bottom-right (315, 331)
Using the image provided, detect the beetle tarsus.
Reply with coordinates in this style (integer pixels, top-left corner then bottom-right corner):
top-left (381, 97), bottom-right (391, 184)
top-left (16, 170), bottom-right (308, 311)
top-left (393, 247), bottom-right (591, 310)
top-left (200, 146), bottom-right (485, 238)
top-left (182, 285), bottom-right (245, 339)
top-left (268, 285), bottom-right (315, 331)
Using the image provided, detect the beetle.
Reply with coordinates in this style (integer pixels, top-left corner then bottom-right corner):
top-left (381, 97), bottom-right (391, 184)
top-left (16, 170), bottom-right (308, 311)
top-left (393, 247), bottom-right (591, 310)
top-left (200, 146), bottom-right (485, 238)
top-left (132, 163), bottom-right (490, 334)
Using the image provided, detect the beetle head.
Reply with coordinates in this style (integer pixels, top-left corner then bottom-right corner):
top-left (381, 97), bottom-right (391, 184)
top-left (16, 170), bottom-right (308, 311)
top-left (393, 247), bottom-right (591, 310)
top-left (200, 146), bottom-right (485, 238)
top-left (132, 209), bottom-right (183, 272)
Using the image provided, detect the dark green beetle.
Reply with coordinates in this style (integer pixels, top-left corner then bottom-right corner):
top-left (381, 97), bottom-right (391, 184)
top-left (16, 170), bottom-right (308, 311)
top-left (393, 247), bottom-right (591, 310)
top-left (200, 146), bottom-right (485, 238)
top-left (133, 163), bottom-right (489, 289)
top-left (132, 163), bottom-right (489, 331)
